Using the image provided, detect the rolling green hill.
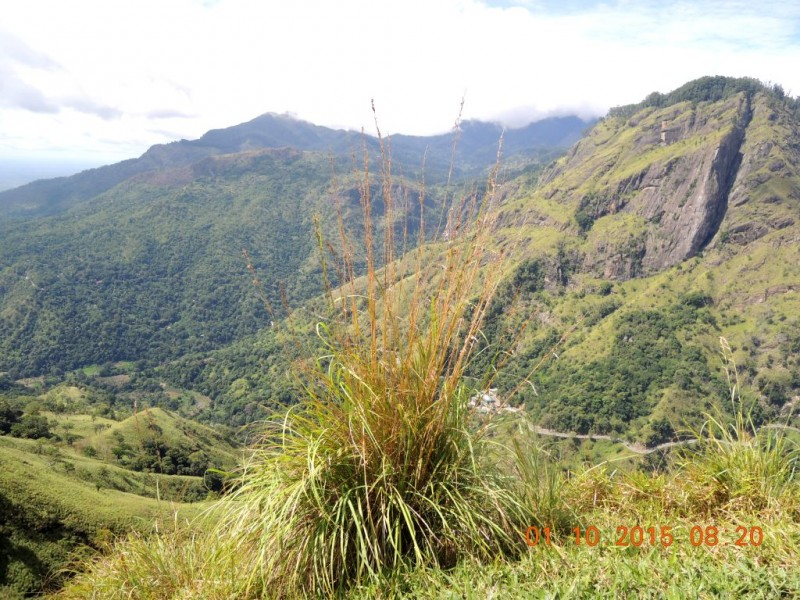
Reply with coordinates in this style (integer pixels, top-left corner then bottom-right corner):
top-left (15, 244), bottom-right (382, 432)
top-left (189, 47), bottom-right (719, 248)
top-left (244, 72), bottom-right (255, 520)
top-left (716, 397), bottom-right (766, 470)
top-left (0, 378), bottom-right (239, 596)
top-left (80, 406), bottom-right (240, 474)
top-left (0, 428), bottom-right (216, 597)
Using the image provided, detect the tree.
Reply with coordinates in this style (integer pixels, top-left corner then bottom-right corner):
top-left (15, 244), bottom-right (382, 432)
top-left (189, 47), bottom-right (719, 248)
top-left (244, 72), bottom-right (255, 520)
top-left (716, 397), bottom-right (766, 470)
top-left (0, 399), bottom-right (21, 434)
top-left (10, 414), bottom-right (53, 439)
top-left (0, 373), bottom-right (12, 391)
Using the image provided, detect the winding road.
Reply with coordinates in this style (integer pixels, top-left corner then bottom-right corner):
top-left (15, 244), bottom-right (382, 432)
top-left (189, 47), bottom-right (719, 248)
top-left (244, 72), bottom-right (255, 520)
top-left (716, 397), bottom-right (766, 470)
top-left (528, 423), bottom-right (800, 455)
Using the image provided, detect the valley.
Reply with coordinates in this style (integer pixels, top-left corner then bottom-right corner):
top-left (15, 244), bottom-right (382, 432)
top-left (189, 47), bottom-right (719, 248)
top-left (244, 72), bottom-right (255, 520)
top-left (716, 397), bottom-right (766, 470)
top-left (1, 76), bottom-right (799, 597)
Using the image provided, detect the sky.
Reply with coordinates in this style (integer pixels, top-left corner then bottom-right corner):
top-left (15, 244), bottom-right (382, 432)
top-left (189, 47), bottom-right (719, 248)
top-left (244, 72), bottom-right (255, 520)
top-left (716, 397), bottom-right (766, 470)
top-left (2, 0), bottom-right (800, 164)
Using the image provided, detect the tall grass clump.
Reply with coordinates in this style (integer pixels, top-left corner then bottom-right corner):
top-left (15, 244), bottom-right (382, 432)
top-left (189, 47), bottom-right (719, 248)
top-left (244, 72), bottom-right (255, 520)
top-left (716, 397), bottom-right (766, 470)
top-left (217, 113), bottom-right (532, 596)
top-left (672, 337), bottom-right (800, 517)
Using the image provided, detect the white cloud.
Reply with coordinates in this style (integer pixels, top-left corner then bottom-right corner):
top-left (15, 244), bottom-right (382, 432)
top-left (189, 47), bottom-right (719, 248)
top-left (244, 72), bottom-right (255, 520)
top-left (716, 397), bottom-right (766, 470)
top-left (1, 0), bottom-right (799, 161)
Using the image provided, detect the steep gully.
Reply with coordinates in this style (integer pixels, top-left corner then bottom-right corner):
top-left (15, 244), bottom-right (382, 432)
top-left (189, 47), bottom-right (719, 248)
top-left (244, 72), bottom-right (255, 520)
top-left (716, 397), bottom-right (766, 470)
top-left (694, 94), bottom-right (754, 254)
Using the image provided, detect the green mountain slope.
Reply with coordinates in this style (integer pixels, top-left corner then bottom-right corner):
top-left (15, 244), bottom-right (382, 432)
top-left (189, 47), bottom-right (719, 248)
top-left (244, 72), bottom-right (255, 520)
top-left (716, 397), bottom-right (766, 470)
top-left (82, 406), bottom-right (239, 473)
top-left (0, 113), bottom-right (585, 219)
top-left (0, 149), bottom-right (362, 376)
top-left (0, 375), bottom-right (239, 596)
top-left (475, 78), bottom-right (800, 439)
top-left (153, 78), bottom-right (800, 441)
top-left (0, 110), bottom-right (583, 377)
top-left (0, 114), bottom-right (361, 219)
top-left (0, 425), bottom-right (218, 597)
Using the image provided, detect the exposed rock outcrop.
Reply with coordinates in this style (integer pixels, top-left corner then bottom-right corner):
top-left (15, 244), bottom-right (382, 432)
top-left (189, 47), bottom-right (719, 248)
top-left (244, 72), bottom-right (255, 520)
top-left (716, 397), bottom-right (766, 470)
top-left (711, 92), bottom-right (800, 250)
top-left (618, 94), bottom-right (752, 271)
top-left (531, 88), bottom-right (800, 282)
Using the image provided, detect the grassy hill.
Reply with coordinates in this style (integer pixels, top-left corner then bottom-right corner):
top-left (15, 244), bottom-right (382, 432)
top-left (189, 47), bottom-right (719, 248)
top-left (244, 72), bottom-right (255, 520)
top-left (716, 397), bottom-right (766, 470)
top-left (79, 407), bottom-right (240, 473)
top-left (0, 434), bottom-right (210, 598)
top-left (0, 380), bottom-right (239, 597)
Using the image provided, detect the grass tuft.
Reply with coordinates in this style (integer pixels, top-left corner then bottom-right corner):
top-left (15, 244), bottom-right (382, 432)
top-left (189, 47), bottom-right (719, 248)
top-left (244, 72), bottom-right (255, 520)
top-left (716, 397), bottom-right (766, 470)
top-left (212, 119), bottom-right (533, 596)
top-left (55, 513), bottom-right (262, 600)
top-left (670, 338), bottom-right (800, 518)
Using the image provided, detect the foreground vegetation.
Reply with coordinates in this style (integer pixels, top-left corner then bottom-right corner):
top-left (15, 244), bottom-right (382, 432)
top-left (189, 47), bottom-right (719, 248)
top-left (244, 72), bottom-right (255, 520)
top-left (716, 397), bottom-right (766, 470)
top-left (54, 413), bottom-right (800, 599)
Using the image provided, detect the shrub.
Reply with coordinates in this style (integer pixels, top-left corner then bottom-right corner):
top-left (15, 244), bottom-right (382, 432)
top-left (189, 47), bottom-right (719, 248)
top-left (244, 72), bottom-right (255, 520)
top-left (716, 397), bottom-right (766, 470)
top-left (10, 414), bottom-right (53, 439)
top-left (0, 399), bottom-right (21, 434)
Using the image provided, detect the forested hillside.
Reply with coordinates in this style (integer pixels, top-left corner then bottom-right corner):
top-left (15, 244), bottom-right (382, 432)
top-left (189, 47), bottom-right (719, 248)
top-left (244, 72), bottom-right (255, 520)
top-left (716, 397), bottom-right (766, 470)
top-left (0, 115), bottom-right (585, 377)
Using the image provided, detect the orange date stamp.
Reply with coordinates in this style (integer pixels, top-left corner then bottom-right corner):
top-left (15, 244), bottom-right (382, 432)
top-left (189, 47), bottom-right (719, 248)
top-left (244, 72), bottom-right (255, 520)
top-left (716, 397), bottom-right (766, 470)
top-left (525, 525), bottom-right (764, 548)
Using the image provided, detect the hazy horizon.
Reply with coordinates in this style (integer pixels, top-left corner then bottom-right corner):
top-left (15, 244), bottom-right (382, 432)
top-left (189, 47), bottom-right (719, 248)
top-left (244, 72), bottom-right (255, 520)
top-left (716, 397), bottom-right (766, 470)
top-left (0, 156), bottom-right (105, 192)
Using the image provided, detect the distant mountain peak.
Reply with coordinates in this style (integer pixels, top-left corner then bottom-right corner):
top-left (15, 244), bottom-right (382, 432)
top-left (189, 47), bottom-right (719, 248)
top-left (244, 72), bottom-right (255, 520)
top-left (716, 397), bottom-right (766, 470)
top-left (0, 113), bottom-right (588, 218)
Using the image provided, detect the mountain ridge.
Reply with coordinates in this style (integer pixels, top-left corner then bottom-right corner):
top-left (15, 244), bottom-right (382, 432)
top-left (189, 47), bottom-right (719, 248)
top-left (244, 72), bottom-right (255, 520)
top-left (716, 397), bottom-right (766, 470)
top-left (0, 113), bottom-right (588, 219)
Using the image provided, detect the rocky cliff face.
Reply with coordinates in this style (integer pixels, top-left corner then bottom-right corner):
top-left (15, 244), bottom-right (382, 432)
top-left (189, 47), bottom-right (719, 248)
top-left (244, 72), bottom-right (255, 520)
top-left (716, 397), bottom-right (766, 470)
top-left (523, 89), bottom-right (799, 281)
top-left (633, 94), bottom-right (750, 271)
top-left (715, 93), bottom-right (800, 249)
